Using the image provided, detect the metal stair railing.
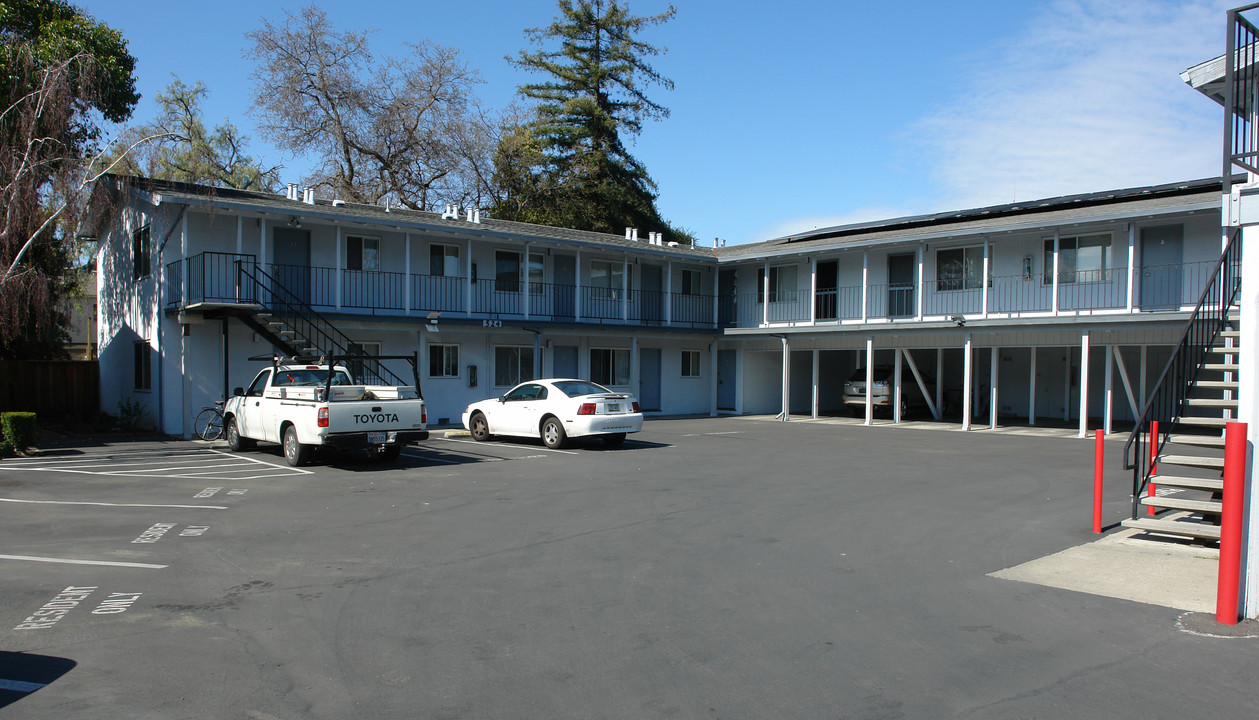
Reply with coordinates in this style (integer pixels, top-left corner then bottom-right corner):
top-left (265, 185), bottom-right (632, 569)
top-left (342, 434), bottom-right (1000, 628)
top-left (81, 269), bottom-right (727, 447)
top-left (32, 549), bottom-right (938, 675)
top-left (234, 260), bottom-right (410, 387)
top-left (1123, 229), bottom-right (1244, 519)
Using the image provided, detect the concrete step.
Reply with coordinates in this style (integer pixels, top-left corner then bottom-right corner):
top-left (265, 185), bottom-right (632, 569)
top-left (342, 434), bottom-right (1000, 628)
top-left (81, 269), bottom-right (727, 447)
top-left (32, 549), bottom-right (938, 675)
top-left (1219, 329), bottom-right (1240, 338)
top-left (1149, 474), bottom-right (1224, 491)
top-left (1178, 416), bottom-right (1228, 428)
top-left (1192, 380), bottom-right (1239, 390)
top-left (1121, 516), bottom-right (1221, 541)
top-left (1167, 433), bottom-right (1226, 449)
top-left (1210, 345), bottom-right (1239, 355)
top-left (1140, 495), bottom-right (1222, 514)
top-left (1204, 363), bottom-right (1240, 372)
top-left (1184, 397), bottom-right (1239, 409)
top-left (1158, 453), bottom-right (1225, 470)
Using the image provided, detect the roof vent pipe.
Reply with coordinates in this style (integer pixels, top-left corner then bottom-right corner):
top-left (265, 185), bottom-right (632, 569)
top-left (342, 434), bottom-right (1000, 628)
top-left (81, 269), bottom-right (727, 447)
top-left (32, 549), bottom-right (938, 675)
top-left (441, 204), bottom-right (459, 220)
top-left (286, 183), bottom-right (299, 201)
top-left (302, 187), bottom-right (315, 204)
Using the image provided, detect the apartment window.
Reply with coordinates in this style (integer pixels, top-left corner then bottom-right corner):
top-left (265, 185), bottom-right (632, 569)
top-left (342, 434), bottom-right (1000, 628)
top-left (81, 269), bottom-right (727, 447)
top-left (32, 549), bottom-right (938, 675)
top-left (495, 345), bottom-right (534, 386)
top-left (757, 265), bottom-right (797, 303)
top-left (347, 236), bottom-right (380, 271)
top-left (681, 268), bottom-right (702, 295)
top-left (133, 340), bottom-right (151, 391)
top-left (681, 350), bottom-right (702, 378)
top-left (937, 246), bottom-right (984, 291)
top-left (429, 344), bottom-right (459, 378)
top-left (590, 259), bottom-right (624, 299)
top-left (528, 252), bottom-right (545, 294)
top-left (1044, 234), bottom-right (1111, 284)
top-left (496, 251), bottom-right (521, 292)
top-left (132, 226), bottom-right (151, 280)
top-left (347, 341), bottom-right (382, 384)
top-left (590, 348), bottom-right (630, 386)
top-left (430, 244), bottom-right (460, 276)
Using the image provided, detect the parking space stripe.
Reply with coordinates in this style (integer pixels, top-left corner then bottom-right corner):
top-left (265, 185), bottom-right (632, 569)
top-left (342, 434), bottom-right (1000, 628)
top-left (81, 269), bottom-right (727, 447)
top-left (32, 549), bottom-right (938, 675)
top-left (0, 498), bottom-right (227, 510)
top-left (0, 554), bottom-right (167, 569)
top-left (6, 448), bottom-right (312, 481)
top-left (437, 437), bottom-right (578, 455)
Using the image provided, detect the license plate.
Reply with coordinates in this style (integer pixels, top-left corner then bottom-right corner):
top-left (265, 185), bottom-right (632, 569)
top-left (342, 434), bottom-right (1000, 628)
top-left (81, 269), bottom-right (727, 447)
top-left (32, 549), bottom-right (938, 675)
top-left (606, 403), bottom-right (622, 413)
top-left (368, 432), bottom-right (385, 444)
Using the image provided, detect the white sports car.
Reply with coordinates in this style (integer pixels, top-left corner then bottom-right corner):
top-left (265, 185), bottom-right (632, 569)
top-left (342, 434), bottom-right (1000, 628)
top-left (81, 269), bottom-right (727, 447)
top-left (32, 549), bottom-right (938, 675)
top-left (461, 379), bottom-right (644, 449)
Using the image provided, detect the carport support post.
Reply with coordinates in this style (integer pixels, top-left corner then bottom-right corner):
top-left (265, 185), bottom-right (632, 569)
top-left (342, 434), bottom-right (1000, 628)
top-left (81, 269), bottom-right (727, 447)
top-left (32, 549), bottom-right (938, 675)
top-left (865, 336), bottom-right (874, 425)
top-left (989, 346), bottom-right (998, 430)
top-left (1029, 346), bottom-right (1037, 426)
top-left (780, 335), bottom-right (790, 421)
top-left (962, 334), bottom-right (973, 432)
top-left (811, 349), bottom-right (820, 419)
top-left (1078, 332), bottom-right (1091, 438)
top-left (894, 348), bottom-right (903, 424)
top-left (1103, 345), bottom-right (1114, 435)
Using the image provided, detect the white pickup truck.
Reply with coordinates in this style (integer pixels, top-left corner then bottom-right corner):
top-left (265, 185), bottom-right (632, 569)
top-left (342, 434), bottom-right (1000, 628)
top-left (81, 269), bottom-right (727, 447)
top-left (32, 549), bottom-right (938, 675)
top-left (222, 354), bottom-right (428, 466)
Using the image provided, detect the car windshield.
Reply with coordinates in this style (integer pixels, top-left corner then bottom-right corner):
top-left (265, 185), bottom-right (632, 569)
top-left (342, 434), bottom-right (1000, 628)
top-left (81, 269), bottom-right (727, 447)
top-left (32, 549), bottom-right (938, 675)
top-left (552, 380), bottom-right (612, 398)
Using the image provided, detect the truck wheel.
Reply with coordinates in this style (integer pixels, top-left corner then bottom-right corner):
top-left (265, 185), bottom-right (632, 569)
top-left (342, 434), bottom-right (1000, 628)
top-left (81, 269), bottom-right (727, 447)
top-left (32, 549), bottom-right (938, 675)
top-left (541, 417), bottom-right (567, 449)
top-left (376, 445), bottom-right (402, 462)
top-left (282, 425), bottom-right (310, 467)
top-left (469, 412), bottom-right (491, 442)
top-left (226, 418), bottom-right (254, 451)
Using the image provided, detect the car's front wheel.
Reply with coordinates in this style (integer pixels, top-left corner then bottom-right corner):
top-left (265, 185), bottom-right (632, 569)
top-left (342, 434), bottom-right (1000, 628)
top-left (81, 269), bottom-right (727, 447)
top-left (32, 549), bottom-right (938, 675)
top-left (226, 417), bottom-right (254, 451)
top-left (541, 417), bottom-right (567, 449)
top-left (469, 412), bottom-right (491, 442)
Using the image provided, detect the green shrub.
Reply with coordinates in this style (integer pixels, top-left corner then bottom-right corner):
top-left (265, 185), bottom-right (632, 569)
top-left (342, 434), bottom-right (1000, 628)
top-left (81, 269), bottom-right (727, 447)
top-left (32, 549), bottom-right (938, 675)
top-left (1, 412), bottom-right (37, 451)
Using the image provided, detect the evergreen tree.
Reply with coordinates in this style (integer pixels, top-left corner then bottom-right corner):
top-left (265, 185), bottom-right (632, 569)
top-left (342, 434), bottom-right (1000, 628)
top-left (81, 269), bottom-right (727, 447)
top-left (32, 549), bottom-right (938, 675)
top-left (504, 0), bottom-right (692, 243)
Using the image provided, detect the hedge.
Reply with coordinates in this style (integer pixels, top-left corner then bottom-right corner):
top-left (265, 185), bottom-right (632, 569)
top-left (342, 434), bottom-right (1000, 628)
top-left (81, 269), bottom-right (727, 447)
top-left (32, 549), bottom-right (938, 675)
top-left (1, 412), bottom-right (37, 452)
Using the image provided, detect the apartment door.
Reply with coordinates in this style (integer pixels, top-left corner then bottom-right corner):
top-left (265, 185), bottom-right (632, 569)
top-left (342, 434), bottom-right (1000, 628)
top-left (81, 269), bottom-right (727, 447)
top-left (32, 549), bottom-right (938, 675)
top-left (554, 254), bottom-right (576, 318)
top-left (717, 349), bottom-right (736, 410)
top-left (553, 345), bottom-right (578, 378)
top-left (272, 227), bottom-right (311, 305)
top-left (640, 264), bottom-right (663, 322)
top-left (718, 270), bottom-right (737, 325)
top-left (887, 253), bottom-right (915, 317)
top-left (639, 348), bottom-right (661, 411)
top-left (815, 259), bottom-right (838, 320)
top-left (1140, 225), bottom-right (1183, 310)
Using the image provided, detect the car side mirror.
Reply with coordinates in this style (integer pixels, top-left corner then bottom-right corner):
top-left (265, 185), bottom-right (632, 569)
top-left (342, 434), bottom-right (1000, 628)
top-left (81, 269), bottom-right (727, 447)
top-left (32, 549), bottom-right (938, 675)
top-left (233, 387), bottom-right (244, 397)
top-left (498, 396), bottom-right (506, 403)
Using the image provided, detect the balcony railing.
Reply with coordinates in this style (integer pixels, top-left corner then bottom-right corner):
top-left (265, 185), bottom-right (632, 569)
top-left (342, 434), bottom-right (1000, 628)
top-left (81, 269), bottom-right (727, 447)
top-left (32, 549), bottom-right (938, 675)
top-left (167, 254), bottom-right (1217, 331)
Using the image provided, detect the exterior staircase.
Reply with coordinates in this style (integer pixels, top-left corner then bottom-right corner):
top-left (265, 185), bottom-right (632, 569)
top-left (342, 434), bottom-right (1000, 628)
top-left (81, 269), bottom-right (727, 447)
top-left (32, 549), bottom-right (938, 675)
top-left (1122, 321), bottom-right (1238, 542)
top-left (1122, 228), bottom-right (1243, 543)
top-left (231, 262), bottom-right (407, 386)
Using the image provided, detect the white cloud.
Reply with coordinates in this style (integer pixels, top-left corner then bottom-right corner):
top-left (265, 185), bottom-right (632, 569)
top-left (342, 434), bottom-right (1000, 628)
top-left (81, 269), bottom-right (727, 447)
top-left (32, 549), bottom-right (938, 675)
top-left (916, 0), bottom-right (1229, 211)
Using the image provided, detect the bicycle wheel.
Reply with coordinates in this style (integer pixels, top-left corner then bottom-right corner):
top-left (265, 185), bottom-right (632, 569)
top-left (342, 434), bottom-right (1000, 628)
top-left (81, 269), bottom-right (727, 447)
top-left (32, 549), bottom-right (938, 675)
top-left (195, 408), bottom-right (224, 441)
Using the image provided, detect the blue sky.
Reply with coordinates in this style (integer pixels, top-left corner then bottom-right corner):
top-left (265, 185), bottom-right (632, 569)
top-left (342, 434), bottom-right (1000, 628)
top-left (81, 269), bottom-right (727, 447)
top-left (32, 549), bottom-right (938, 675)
top-left (81, 0), bottom-right (1230, 244)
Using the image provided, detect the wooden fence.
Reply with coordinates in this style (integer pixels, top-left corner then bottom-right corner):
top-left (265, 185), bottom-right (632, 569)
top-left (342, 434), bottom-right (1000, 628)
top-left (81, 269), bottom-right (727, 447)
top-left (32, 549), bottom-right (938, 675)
top-left (0, 360), bottom-right (99, 419)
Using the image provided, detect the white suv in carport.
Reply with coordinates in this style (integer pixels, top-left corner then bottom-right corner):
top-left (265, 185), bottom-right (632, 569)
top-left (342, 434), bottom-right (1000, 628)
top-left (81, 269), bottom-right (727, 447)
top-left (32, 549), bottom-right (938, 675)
top-left (842, 367), bottom-right (934, 417)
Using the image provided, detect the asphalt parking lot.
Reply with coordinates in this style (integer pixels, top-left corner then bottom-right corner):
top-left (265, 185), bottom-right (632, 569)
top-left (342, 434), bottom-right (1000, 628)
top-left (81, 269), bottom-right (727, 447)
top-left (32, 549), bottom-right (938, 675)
top-left (1, 417), bottom-right (1254, 718)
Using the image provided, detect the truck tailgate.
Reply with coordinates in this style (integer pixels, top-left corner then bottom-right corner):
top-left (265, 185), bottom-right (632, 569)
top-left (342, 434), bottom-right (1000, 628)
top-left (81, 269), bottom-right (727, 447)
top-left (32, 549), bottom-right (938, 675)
top-left (326, 400), bottom-right (427, 434)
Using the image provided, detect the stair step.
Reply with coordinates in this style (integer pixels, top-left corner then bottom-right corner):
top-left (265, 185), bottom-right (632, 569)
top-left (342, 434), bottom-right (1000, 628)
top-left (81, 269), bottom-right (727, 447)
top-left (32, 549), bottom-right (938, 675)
top-left (1121, 516), bottom-right (1221, 541)
top-left (1140, 495), bottom-right (1222, 514)
top-left (1167, 433), bottom-right (1226, 449)
top-left (1178, 416), bottom-right (1228, 428)
top-left (1158, 453), bottom-right (1225, 470)
top-left (1149, 474), bottom-right (1224, 491)
top-left (1210, 344), bottom-right (1239, 354)
top-left (1219, 329), bottom-right (1240, 338)
top-left (1184, 397), bottom-right (1238, 409)
top-left (1204, 363), bottom-right (1240, 372)
top-left (1192, 380), bottom-right (1239, 390)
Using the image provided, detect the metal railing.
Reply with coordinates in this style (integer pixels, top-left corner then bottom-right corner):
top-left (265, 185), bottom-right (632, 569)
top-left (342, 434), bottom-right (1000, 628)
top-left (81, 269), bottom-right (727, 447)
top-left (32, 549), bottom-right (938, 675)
top-left (1122, 230), bottom-right (1243, 518)
top-left (165, 252), bottom-right (258, 308)
top-left (1225, 6), bottom-right (1259, 190)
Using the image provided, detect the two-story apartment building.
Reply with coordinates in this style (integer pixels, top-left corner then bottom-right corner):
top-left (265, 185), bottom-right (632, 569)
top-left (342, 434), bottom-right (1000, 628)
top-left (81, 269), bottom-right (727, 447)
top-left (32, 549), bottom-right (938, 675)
top-left (90, 174), bottom-right (1227, 441)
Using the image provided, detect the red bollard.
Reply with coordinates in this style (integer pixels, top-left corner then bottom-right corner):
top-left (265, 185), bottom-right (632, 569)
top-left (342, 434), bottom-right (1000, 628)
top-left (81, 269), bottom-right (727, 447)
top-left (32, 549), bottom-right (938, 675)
top-left (1093, 429), bottom-right (1104, 533)
top-left (1216, 422), bottom-right (1247, 626)
top-left (1147, 420), bottom-right (1159, 517)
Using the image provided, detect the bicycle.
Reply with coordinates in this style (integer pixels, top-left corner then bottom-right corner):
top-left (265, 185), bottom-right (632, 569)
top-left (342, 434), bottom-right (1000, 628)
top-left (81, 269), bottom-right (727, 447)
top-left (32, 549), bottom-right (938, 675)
top-left (194, 400), bottom-right (225, 441)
